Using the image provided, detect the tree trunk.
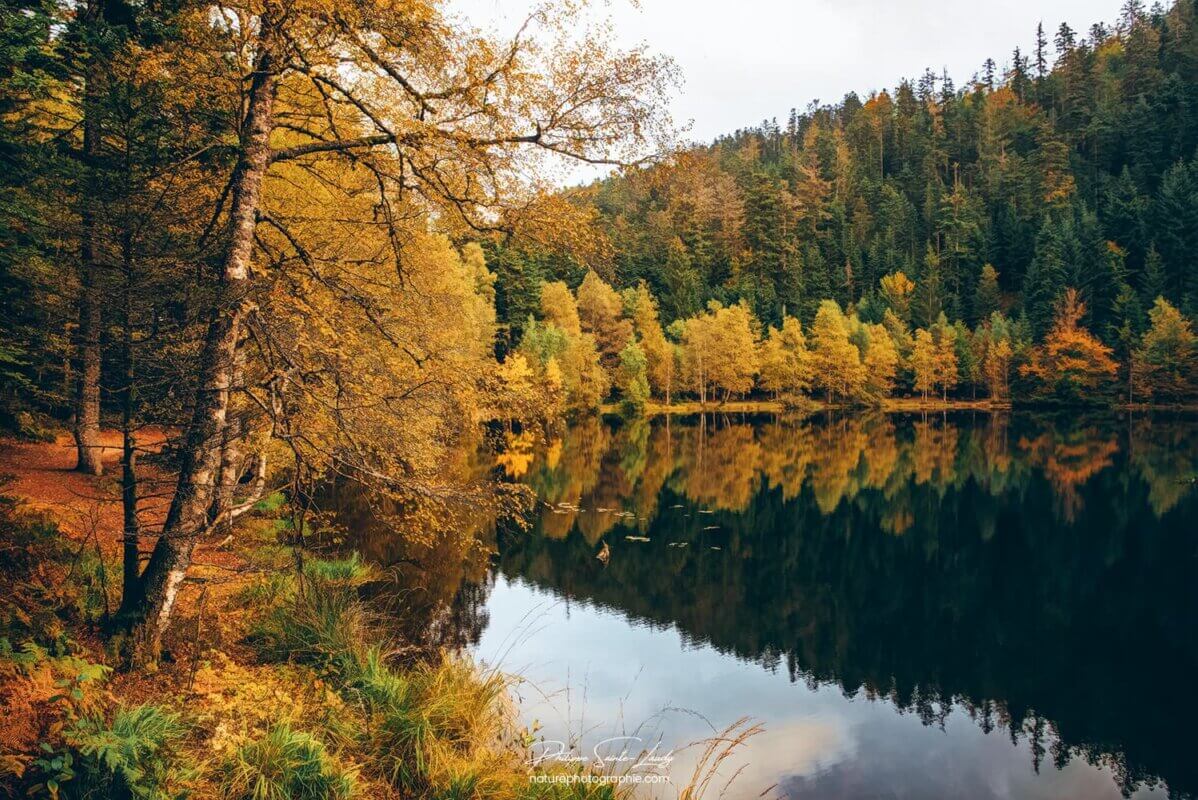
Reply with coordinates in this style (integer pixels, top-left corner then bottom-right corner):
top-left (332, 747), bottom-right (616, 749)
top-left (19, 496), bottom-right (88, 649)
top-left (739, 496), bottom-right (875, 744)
top-left (209, 341), bottom-right (248, 533)
top-left (210, 417), bottom-right (245, 528)
top-left (128, 30), bottom-right (277, 666)
top-left (74, 254), bottom-right (103, 475)
top-left (74, 2), bottom-right (105, 476)
top-left (118, 227), bottom-right (140, 616)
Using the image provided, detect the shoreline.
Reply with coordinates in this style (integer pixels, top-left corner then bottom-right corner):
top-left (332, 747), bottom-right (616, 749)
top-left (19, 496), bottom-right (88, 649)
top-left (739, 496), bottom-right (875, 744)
top-left (0, 432), bottom-right (678, 798)
top-left (601, 399), bottom-right (1198, 417)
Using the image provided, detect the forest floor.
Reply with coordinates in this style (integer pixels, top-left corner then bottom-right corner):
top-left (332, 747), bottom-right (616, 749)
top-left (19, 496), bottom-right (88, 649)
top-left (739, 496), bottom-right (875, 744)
top-left (0, 429), bottom-right (246, 575)
top-left (0, 429), bottom-right (167, 559)
top-left (0, 431), bottom-right (411, 798)
top-left (2, 429), bottom-right (672, 799)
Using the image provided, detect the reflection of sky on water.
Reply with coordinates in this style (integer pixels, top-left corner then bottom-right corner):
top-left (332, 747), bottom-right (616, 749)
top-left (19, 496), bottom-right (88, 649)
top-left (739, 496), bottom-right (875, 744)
top-left (475, 575), bottom-right (1162, 800)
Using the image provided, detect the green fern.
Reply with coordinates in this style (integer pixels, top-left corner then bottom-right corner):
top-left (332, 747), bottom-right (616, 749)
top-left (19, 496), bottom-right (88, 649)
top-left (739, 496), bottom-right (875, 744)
top-left (64, 704), bottom-right (190, 799)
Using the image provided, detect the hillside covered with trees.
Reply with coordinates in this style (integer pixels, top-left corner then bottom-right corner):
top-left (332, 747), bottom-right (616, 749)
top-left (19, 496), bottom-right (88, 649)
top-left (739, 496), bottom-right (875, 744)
top-left (489, 0), bottom-right (1198, 409)
top-left (2, 0), bottom-right (1198, 797)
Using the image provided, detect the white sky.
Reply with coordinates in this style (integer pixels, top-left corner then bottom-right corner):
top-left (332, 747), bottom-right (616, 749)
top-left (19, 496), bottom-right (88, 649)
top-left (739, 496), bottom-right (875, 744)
top-left (450, 0), bottom-right (1127, 148)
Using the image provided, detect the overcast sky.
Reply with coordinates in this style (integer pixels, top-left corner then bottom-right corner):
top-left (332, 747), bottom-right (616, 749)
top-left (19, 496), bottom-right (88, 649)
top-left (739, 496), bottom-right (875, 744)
top-left (450, 0), bottom-right (1127, 147)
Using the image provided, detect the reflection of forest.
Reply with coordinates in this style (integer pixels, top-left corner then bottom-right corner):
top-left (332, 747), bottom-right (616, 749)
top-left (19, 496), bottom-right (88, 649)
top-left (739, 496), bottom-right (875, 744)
top-left (493, 413), bottom-right (1198, 799)
top-left (326, 474), bottom-right (498, 652)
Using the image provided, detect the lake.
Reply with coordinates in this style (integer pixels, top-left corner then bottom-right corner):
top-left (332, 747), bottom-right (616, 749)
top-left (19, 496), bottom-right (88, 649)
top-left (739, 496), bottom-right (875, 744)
top-left (350, 412), bottom-right (1198, 799)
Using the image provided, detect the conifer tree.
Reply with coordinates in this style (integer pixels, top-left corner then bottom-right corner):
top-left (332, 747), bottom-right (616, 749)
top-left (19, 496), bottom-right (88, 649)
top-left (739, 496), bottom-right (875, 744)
top-left (1024, 216), bottom-right (1069, 338)
top-left (974, 264), bottom-right (1002, 322)
top-left (1154, 161), bottom-right (1198, 307)
top-left (1142, 244), bottom-right (1169, 306)
top-left (913, 245), bottom-right (945, 328)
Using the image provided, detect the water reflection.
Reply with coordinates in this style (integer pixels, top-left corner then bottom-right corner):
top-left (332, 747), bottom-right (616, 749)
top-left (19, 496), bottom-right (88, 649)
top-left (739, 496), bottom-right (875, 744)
top-left (348, 413), bottom-right (1198, 798)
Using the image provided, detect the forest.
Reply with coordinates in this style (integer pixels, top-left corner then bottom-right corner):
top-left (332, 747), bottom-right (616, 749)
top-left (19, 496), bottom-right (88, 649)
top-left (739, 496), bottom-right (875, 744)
top-left (1, 0), bottom-right (1198, 797)
top-left (487, 0), bottom-right (1198, 409)
top-left (0, 0), bottom-right (683, 795)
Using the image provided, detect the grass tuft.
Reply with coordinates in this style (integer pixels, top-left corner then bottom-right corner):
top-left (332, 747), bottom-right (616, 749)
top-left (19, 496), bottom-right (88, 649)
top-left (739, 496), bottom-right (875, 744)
top-left (248, 581), bottom-right (371, 681)
top-left (304, 553), bottom-right (371, 583)
top-left (222, 723), bottom-right (358, 800)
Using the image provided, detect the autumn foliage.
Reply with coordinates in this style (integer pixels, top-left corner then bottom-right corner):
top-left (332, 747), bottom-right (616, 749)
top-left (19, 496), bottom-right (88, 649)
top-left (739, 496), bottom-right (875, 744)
top-left (1020, 290), bottom-right (1118, 400)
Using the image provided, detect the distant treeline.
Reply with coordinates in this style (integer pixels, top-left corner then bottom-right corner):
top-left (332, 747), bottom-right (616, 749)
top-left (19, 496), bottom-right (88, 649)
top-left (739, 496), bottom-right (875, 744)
top-left (489, 0), bottom-right (1198, 410)
top-left (492, 268), bottom-right (1197, 417)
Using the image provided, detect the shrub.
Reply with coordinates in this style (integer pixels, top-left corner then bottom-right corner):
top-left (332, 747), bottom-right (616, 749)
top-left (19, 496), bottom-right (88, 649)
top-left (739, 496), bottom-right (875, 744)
top-left (349, 649), bottom-right (510, 793)
top-left (1, 641), bottom-right (111, 789)
top-left (61, 704), bottom-right (190, 800)
top-left (222, 724), bottom-right (358, 800)
top-left (248, 582), bottom-right (371, 680)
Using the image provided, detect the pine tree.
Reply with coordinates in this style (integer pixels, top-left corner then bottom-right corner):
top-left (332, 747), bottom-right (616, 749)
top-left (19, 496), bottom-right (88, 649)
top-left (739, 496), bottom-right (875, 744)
top-left (662, 237), bottom-right (701, 320)
top-left (1102, 168), bottom-right (1148, 270)
top-left (1142, 244), bottom-right (1169, 306)
top-left (1024, 216), bottom-right (1069, 339)
top-left (913, 244), bottom-right (945, 328)
top-left (1110, 282), bottom-right (1146, 400)
top-left (1035, 22), bottom-right (1049, 81)
top-left (974, 264), bottom-right (1002, 321)
top-left (1154, 160), bottom-right (1198, 308)
top-left (1055, 23), bottom-right (1076, 61)
top-left (1009, 47), bottom-right (1031, 100)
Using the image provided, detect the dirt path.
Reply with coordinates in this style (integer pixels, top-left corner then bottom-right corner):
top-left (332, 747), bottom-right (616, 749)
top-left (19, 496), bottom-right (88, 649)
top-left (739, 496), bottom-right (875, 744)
top-left (0, 429), bottom-right (242, 573)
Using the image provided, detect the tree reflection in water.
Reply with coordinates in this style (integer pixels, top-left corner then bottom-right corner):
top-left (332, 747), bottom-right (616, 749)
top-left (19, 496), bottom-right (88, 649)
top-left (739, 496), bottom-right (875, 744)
top-left (344, 412), bottom-right (1198, 798)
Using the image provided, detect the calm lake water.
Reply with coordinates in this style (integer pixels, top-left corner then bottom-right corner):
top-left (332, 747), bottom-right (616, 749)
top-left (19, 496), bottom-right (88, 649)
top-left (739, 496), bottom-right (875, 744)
top-left (350, 412), bottom-right (1198, 799)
